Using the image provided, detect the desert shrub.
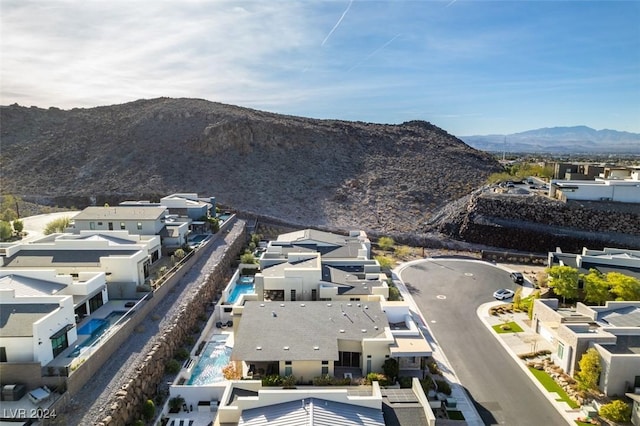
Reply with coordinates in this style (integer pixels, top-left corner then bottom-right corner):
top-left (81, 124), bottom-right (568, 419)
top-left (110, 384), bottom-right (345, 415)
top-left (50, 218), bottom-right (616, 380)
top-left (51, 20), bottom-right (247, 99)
top-left (165, 359), bottom-right (181, 375)
top-left (222, 363), bottom-right (241, 380)
top-left (599, 399), bottom-right (631, 423)
top-left (382, 358), bottom-right (399, 382)
top-left (282, 375), bottom-right (297, 388)
top-left (420, 377), bottom-right (434, 394)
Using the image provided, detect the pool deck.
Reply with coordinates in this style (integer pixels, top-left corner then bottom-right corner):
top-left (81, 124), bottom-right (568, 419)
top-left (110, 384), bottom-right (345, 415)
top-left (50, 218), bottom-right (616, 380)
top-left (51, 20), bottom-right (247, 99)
top-left (46, 300), bottom-right (138, 368)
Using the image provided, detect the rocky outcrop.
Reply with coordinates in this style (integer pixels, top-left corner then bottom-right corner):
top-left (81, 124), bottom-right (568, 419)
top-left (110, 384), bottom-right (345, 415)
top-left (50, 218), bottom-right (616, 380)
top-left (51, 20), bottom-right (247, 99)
top-left (0, 98), bottom-right (501, 235)
top-left (435, 191), bottom-right (640, 252)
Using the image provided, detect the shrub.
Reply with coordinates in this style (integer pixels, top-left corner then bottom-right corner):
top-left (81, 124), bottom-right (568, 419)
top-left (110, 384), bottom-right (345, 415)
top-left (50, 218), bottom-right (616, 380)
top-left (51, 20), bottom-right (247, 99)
top-left (165, 359), bottom-right (181, 375)
top-left (262, 375), bottom-right (283, 387)
top-left (282, 375), bottom-right (297, 388)
top-left (382, 358), bottom-right (399, 382)
top-left (435, 379), bottom-right (452, 395)
top-left (599, 399), bottom-right (631, 423)
top-left (420, 377), bottom-right (434, 394)
top-left (313, 374), bottom-right (333, 386)
top-left (378, 236), bottom-right (395, 251)
top-left (398, 376), bottom-right (412, 388)
top-left (43, 216), bottom-right (72, 235)
top-left (365, 372), bottom-right (390, 386)
top-left (428, 361), bottom-right (441, 375)
top-left (12, 219), bottom-right (23, 233)
top-left (222, 363), bottom-right (241, 380)
top-left (175, 348), bottom-right (190, 361)
top-left (142, 399), bottom-right (155, 422)
top-left (168, 395), bottom-right (185, 413)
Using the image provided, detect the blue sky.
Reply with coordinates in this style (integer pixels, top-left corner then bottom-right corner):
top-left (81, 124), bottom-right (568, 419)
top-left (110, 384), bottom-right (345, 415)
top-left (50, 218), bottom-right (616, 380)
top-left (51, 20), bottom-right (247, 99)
top-left (1, 0), bottom-right (639, 136)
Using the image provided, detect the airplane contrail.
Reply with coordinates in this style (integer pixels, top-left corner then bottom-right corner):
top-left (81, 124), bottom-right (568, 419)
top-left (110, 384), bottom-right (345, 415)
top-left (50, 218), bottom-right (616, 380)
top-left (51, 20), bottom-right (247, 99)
top-left (446, 0), bottom-right (458, 7)
top-left (348, 33), bottom-right (401, 72)
top-left (321, 0), bottom-right (354, 46)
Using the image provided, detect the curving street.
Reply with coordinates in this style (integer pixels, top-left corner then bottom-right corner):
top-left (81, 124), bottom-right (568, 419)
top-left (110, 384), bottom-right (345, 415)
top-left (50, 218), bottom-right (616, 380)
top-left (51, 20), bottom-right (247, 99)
top-left (400, 258), bottom-right (567, 425)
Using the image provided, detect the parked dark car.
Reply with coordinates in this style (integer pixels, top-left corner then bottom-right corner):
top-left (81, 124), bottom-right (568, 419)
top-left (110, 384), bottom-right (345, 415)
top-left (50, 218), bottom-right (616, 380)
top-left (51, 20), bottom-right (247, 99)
top-left (510, 272), bottom-right (524, 284)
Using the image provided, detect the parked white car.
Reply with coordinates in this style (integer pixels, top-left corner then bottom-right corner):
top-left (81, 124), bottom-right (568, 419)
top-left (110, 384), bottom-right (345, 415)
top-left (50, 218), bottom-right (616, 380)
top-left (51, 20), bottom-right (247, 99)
top-left (493, 288), bottom-right (515, 300)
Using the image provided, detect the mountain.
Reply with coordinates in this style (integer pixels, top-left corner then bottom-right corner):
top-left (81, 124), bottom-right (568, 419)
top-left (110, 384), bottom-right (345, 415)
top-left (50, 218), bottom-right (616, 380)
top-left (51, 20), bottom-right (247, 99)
top-left (0, 98), bottom-right (502, 236)
top-left (459, 126), bottom-right (640, 154)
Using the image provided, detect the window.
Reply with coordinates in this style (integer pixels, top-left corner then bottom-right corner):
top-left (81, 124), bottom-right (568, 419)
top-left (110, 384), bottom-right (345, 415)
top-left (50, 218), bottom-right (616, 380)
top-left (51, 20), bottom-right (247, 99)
top-left (108, 222), bottom-right (113, 230)
top-left (557, 342), bottom-right (565, 359)
top-left (321, 361), bottom-right (328, 375)
top-left (90, 222), bottom-right (95, 230)
top-left (311, 289), bottom-right (317, 301)
top-left (98, 222), bottom-right (103, 226)
top-left (88, 293), bottom-right (104, 314)
top-left (290, 289), bottom-right (296, 301)
top-left (137, 222), bottom-right (143, 230)
top-left (350, 297), bottom-right (360, 301)
top-left (50, 329), bottom-right (69, 358)
top-left (285, 361), bottom-right (292, 376)
top-left (120, 222), bottom-right (126, 230)
top-left (0, 347), bottom-right (6, 362)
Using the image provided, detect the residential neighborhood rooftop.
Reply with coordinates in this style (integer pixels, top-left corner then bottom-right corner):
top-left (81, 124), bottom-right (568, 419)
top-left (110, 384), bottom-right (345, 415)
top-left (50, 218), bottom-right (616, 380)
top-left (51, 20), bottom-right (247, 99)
top-left (0, 304), bottom-right (59, 337)
top-left (73, 206), bottom-right (167, 220)
top-left (232, 301), bottom-right (389, 362)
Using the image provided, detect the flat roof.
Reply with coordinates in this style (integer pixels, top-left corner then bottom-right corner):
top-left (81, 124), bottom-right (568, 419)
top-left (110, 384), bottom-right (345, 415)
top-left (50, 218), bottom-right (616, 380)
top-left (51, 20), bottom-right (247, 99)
top-left (2, 249), bottom-right (140, 267)
top-left (0, 274), bottom-right (66, 296)
top-left (232, 301), bottom-right (389, 362)
top-left (389, 336), bottom-right (432, 357)
top-left (73, 206), bottom-right (166, 221)
top-left (0, 304), bottom-right (59, 337)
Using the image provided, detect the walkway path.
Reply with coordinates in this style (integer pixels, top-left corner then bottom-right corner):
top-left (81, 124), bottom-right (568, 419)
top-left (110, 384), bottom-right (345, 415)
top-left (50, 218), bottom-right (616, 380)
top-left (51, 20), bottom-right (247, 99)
top-left (60, 220), bottom-right (245, 425)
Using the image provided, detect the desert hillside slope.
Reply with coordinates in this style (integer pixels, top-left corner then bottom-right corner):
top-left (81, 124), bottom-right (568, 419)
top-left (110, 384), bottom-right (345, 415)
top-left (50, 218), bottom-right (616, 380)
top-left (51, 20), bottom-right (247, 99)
top-left (0, 98), bottom-right (501, 234)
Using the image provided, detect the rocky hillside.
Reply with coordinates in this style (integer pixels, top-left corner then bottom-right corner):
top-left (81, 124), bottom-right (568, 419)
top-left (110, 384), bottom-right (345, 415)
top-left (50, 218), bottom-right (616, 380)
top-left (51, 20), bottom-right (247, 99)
top-left (0, 98), bottom-right (501, 235)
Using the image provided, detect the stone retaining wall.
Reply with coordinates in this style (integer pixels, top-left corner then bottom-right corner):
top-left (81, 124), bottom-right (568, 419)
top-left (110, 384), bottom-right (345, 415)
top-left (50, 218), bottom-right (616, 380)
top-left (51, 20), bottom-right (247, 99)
top-left (93, 220), bottom-right (246, 426)
top-left (453, 194), bottom-right (640, 253)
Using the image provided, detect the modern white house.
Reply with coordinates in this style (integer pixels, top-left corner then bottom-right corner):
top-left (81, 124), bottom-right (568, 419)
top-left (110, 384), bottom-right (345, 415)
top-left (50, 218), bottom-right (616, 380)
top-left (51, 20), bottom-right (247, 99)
top-left (548, 247), bottom-right (640, 281)
top-left (230, 300), bottom-right (431, 381)
top-left (0, 231), bottom-right (159, 298)
top-left (71, 206), bottom-right (168, 235)
top-left (549, 170), bottom-right (640, 203)
top-left (255, 229), bottom-right (388, 302)
top-left (532, 299), bottom-right (640, 397)
top-left (0, 270), bottom-right (107, 366)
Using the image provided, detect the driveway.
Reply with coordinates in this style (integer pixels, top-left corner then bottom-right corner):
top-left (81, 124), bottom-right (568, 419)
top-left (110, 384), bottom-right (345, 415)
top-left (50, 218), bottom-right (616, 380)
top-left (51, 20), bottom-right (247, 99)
top-left (400, 258), bottom-right (566, 425)
top-left (20, 211), bottom-right (80, 241)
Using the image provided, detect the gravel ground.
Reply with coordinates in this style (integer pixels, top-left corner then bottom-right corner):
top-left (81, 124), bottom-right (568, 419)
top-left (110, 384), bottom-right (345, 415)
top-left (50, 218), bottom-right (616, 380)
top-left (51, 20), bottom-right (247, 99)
top-left (59, 220), bottom-right (245, 426)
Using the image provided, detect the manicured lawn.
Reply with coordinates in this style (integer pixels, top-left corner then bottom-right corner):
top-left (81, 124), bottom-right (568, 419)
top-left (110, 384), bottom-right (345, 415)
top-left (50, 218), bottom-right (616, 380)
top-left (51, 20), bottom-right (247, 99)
top-left (528, 367), bottom-right (579, 409)
top-left (492, 321), bottom-right (524, 333)
top-left (447, 410), bottom-right (465, 420)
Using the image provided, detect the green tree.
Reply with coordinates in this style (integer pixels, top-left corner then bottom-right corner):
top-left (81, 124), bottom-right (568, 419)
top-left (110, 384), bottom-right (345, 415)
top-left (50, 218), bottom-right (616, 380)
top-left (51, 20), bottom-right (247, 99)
top-left (375, 255), bottom-right (394, 270)
top-left (607, 272), bottom-right (640, 301)
top-left (174, 248), bottom-right (186, 260)
top-left (512, 287), bottom-right (523, 311)
top-left (582, 269), bottom-right (610, 305)
top-left (240, 251), bottom-right (256, 264)
top-left (43, 216), bottom-right (72, 235)
top-left (575, 348), bottom-right (601, 391)
top-left (547, 265), bottom-right (579, 303)
top-left (378, 236), bottom-right (395, 251)
top-left (2, 208), bottom-right (17, 222)
top-left (382, 358), bottom-right (399, 383)
top-left (528, 290), bottom-right (541, 320)
top-left (12, 219), bottom-right (24, 234)
top-left (0, 221), bottom-right (12, 241)
top-left (599, 399), bottom-right (631, 423)
top-left (142, 399), bottom-right (155, 422)
top-left (208, 216), bottom-right (220, 233)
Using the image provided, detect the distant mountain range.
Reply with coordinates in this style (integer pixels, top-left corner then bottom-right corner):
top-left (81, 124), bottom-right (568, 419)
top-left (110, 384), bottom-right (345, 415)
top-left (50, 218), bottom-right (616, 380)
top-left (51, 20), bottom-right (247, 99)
top-left (459, 126), bottom-right (640, 154)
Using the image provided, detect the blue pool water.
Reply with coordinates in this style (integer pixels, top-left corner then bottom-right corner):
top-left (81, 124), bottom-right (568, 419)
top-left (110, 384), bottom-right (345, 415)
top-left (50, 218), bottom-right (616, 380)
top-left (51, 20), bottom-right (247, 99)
top-left (228, 283), bottom-right (255, 304)
top-left (238, 276), bottom-right (254, 285)
top-left (189, 234), bottom-right (208, 244)
top-left (187, 337), bottom-right (232, 385)
top-left (69, 311), bottom-right (126, 358)
top-left (78, 318), bottom-right (108, 335)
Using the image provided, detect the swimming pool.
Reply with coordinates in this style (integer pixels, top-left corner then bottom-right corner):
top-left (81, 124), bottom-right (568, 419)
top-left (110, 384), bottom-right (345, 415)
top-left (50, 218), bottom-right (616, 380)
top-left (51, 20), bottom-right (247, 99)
top-left (228, 283), bottom-right (255, 304)
top-left (69, 311), bottom-right (127, 358)
top-left (218, 213), bottom-right (231, 222)
top-left (189, 234), bottom-right (208, 244)
top-left (238, 276), bottom-right (254, 285)
top-left (187, 337), bottom-right (232, 385)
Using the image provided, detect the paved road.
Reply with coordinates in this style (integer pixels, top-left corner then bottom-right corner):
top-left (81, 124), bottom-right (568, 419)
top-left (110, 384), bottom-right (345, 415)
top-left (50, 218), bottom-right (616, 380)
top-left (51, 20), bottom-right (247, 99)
top-left (400, 259), bottom-right (566, 426)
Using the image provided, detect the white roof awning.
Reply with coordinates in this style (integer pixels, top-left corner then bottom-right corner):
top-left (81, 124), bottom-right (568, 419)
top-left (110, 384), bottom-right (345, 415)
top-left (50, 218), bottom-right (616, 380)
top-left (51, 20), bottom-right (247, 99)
top-left (390, 336), bottom-right (432, 357)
